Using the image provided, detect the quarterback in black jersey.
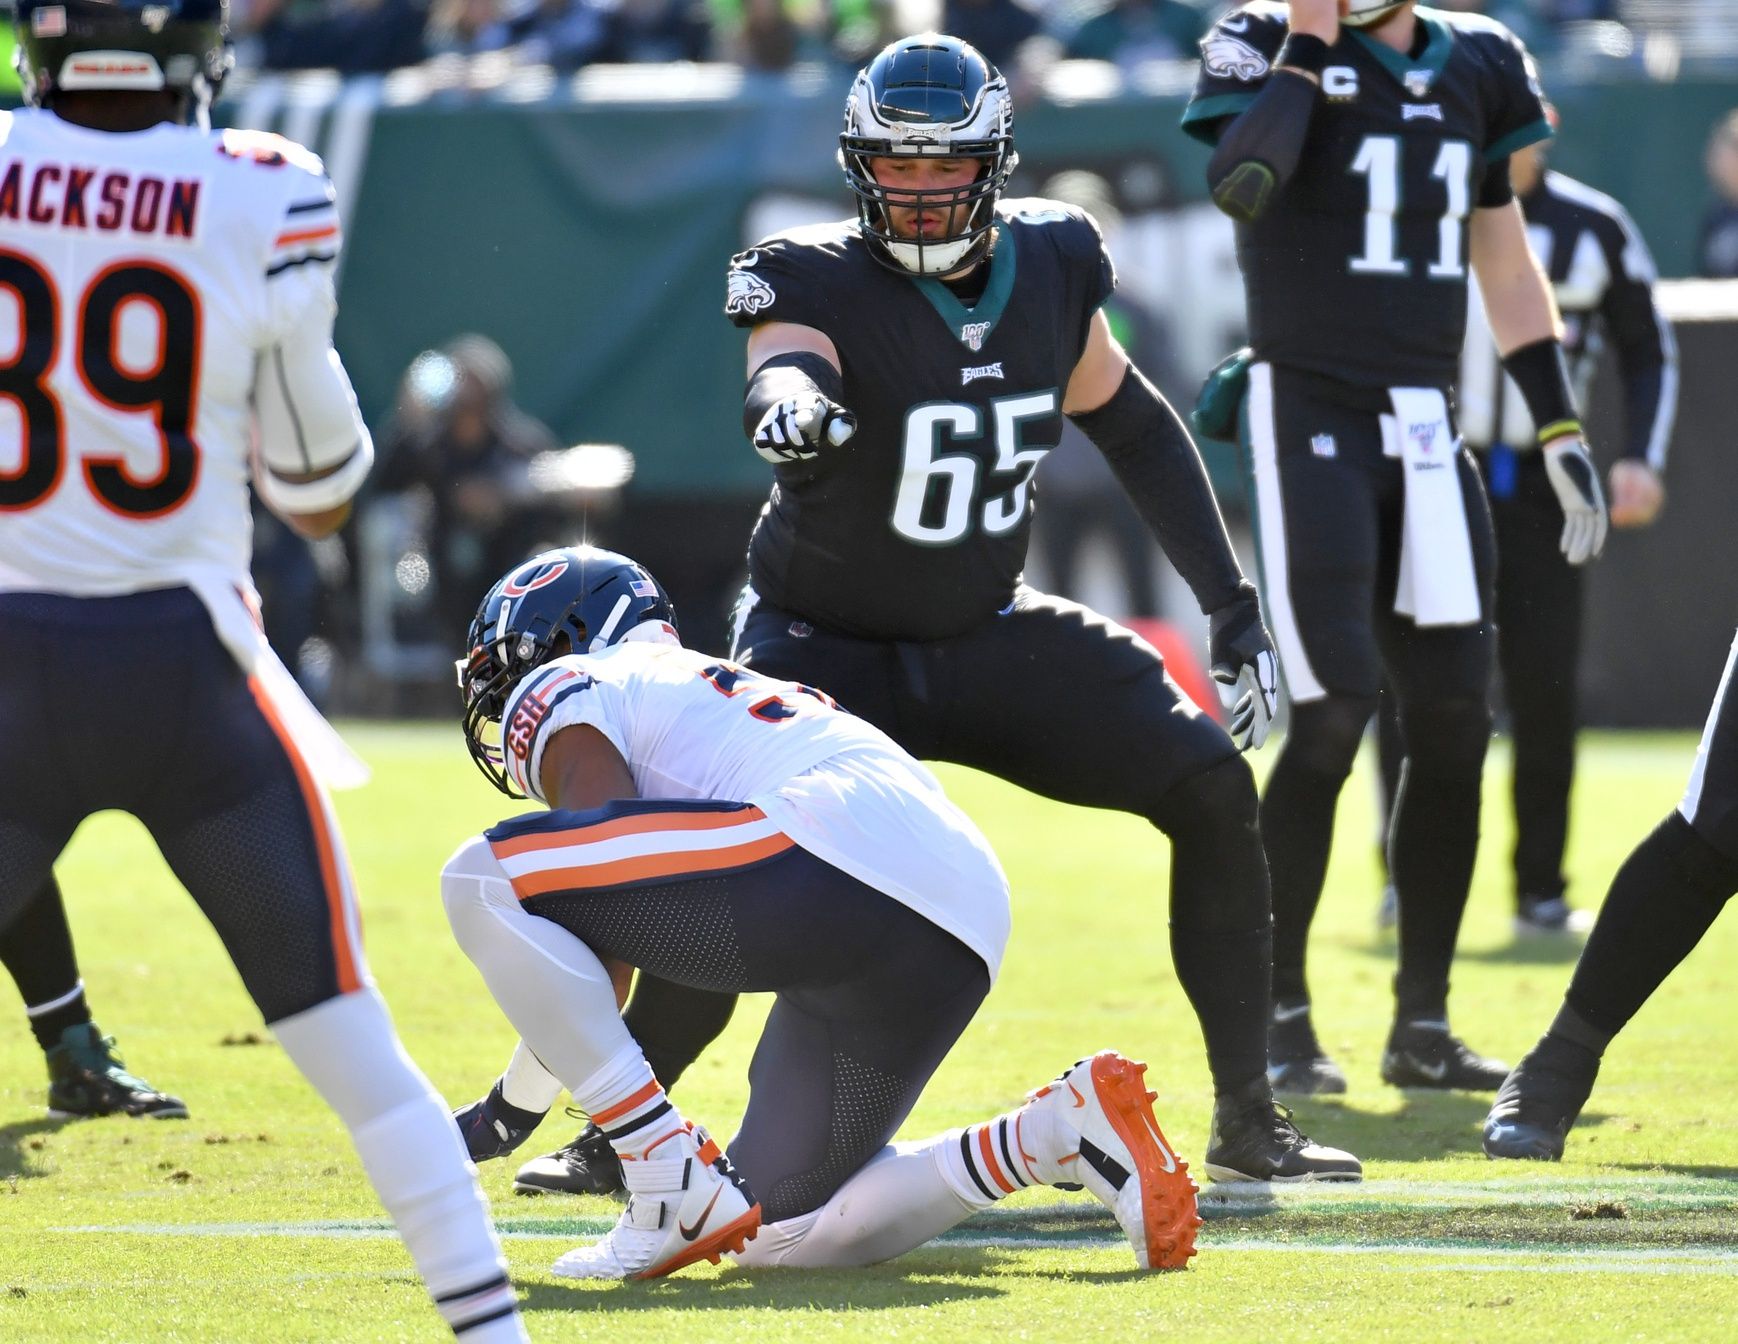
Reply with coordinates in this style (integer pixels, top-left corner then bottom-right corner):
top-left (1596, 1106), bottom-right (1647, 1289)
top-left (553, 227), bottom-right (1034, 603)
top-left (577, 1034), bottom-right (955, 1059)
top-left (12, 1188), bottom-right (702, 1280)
top-left (509, 32), bottom-right (1362, 1190)
top-left (1185, 1), bottom-right (1610, 1097)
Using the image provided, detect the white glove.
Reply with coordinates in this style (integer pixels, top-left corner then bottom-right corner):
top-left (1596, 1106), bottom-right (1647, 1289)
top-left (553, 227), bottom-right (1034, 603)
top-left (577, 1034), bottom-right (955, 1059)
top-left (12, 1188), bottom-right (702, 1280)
top-left (1207, 594), bottom-right (1280, 752)
top-left (751, 392), bottom-right (857, 464)
top-left (1543, 436), bottom-right (1609, 566)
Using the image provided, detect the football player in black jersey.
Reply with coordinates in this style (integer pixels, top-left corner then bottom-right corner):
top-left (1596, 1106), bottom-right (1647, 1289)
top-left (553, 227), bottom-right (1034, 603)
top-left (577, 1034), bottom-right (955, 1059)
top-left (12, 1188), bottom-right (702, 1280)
top-left (1185, 0), bottom-right (1609, 1097)
top-left (492, 32), bottom-right (1361, 1189)
top-left (1372, 109), bottom-right (1677, 940)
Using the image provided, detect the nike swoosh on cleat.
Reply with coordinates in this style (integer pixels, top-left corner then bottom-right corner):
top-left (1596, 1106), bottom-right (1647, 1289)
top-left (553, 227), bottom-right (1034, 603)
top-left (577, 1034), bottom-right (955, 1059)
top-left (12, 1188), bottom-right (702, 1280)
top-left (1067, 1082), bottom-right (1087, 1108)
top-left (1409, 1058), bottom-right (1449, 1081)
top-left (679, 1187), bottom-right (723, 1241)
top-left (1272, 1003), bottom-right (1310, 1022)
top-left (1138, 1111), bottom-right (1179, 1174)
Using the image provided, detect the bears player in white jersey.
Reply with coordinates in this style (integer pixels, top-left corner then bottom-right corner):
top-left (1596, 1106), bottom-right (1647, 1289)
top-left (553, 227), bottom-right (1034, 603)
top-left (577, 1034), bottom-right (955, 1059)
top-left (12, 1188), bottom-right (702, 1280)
top-left (443, 546), bottom-right (1202, 1278)
top-left (0, 3), bottom-right (526, 1338)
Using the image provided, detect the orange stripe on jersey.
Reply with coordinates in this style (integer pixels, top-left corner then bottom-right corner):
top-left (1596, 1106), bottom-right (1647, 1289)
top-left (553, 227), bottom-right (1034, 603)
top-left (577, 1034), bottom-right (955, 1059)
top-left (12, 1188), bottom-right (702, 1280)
top-left (509, 832), bottom-right (794, 900)
top-left (489, 804), bottom-right (772, 860)
top-left (273, 223), bottom-right (339, 248)
top-left (247, 676), bottom-right (363, 995)
top-left (590, 1079), bottom-right (663, 1127)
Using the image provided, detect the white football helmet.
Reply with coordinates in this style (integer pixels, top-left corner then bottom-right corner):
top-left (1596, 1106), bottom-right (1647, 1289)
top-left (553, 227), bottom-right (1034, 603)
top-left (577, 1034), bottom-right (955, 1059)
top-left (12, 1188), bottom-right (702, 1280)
top-left (838, 33), bottom-right (1018, 277)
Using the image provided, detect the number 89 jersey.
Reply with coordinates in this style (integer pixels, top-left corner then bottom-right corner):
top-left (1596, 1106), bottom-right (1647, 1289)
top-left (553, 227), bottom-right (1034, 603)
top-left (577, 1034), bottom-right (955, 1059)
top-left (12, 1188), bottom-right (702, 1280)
top-left (0, 108), bottom-right (344, 596)
top-left (725, 199), bottom-right (1114, 642)
top-left (1182, 3), bottom-right (1551, 390)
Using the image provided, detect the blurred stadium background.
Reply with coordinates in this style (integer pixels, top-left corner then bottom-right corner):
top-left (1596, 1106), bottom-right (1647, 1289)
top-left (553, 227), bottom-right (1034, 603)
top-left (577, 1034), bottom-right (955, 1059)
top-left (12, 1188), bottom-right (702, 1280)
top-left (12, 0), bottom-right (1734, 727)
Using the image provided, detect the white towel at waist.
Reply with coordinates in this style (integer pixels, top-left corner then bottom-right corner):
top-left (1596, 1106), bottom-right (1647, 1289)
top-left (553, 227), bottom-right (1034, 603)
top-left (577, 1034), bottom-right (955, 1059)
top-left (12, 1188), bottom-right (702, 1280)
top-left (1381, 387), bottom-right (1481, 628)
top-left (185, 568), bottom-right (371, 790)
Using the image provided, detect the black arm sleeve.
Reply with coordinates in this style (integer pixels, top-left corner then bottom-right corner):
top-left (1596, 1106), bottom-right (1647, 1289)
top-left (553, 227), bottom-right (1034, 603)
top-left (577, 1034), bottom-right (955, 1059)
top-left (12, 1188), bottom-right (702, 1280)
top-left (1068, 363), bottom-right (1246, 614)
top-left (1205, 70), bottom-right (1321, 223)
top-left (1478, 157), bottom-right (1514, 209)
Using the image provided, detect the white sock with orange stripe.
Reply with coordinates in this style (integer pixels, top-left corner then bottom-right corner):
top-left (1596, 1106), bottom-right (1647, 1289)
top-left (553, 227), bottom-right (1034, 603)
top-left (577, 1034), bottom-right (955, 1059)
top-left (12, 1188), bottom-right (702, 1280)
top-left (570, 1044), bottom-right (683, 1160)
top-left (938, 1107), bottom-right (1050, 1207)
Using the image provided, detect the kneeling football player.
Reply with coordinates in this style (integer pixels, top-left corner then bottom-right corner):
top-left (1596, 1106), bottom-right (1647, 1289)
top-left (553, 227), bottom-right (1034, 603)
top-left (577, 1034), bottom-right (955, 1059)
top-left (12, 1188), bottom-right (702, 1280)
top-left (444, 546), bottom-right (1202, 1276)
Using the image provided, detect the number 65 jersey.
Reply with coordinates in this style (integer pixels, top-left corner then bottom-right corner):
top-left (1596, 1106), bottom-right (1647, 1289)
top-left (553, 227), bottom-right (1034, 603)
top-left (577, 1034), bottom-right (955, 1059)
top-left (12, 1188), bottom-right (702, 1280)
top-left (724, 199), bottom-right (1114, 642)
top-left (498, 640), bottom-right (1011, 977)
top-left (0, 107), bottom-right (357, 596)
top-left (1182, 3), bottom-right (1551, 391)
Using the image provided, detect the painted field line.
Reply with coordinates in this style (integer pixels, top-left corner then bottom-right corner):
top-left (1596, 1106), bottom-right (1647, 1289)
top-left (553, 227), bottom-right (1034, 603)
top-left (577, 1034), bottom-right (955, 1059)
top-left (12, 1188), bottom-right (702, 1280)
top-left (57, 1221), bottom-right (1738, 1275)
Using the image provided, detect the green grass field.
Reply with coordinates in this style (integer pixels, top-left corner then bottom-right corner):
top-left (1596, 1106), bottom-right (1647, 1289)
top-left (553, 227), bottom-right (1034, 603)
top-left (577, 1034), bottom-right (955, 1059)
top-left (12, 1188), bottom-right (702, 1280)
top-left (3, 725), bottom-right (1736, 1341)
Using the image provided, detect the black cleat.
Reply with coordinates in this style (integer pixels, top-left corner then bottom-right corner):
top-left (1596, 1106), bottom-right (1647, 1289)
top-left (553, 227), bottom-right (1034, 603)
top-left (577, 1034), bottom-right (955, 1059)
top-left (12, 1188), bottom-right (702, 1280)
top-left (1204, 1081), bottom-right (1362, 1183)
top-left (1483, 1034), bottom-right (1601, 1161)
top-left (45, 1024), bottom-right (188, 1120)
top-left (1267, 1001), bottom-right (1347, 1096)
top-left (514, 1120), bottom-right (624, 1197)
top-left (453, 1082), bottom-right (547, 1163)
top-left (1381, 1020), bottom-right (1508, 1091)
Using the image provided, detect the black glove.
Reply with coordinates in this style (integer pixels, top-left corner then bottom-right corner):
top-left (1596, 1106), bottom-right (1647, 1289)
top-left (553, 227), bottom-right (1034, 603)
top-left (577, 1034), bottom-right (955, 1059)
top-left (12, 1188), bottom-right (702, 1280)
top-left (1207, 587), bottom-right (1279, 752)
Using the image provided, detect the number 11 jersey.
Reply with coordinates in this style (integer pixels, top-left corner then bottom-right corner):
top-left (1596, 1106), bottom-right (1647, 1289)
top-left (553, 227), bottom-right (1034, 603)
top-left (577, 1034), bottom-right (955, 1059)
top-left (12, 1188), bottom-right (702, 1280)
top-left (0, 108), bottom-right (346, 596)
top-left (724, 200), bottom-right (1114, 642)
top-left (1183, 3), bottom-right (1551, 390)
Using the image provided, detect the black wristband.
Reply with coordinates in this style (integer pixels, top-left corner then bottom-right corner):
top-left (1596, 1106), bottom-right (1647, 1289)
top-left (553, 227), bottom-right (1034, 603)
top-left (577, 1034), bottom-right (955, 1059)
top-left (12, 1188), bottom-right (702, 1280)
top-left (1500, 338), bottom-right (1580, 444)
top-left (1276, 33), bottom-right (1330, 75)
top-left (742, 350), bottom-right (843, 439)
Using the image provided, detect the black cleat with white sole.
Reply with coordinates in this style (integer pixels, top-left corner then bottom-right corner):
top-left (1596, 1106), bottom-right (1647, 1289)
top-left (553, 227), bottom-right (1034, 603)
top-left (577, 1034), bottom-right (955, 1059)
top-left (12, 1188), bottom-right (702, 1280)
top-left (1381, 1020), bottom-right (1508, 1091)
top-left (514, 1120), bottom-right (625, 1197)
top-left (1267, 1000), bottom-right (1347, 1096)
top-left (1204, 1081), bottom-right (1362, 1183)
top-left (1482, 1034), bottom-right (1601, 1161)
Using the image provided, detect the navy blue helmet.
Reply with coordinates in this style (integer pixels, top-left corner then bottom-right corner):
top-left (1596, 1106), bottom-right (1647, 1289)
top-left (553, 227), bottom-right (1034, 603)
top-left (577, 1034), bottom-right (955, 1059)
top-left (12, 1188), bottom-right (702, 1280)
top-left (458, 546), bottom-right (679, 795)
top-left (839, 33), bottom-right (1017, 277)
top-left (14, 0), bottom-right (232, 122)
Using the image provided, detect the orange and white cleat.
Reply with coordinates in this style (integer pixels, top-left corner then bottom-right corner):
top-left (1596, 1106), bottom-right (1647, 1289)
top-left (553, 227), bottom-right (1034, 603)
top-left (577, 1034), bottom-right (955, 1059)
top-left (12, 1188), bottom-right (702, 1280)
top-left (1027, 1051), bottom-right (1202, 1270)
top-left (550, 1124), bottom-right (760, 1281)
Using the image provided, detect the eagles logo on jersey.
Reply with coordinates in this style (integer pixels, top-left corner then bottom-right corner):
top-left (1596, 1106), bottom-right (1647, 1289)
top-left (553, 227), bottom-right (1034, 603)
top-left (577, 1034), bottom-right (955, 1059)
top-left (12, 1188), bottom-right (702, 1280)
top-left (726, 256), bottom-right (776, 317)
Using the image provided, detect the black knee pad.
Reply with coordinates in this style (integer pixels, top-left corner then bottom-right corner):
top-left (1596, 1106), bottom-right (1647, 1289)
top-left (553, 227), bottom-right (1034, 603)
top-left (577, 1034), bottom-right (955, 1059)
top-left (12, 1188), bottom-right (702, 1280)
top-left (1282, 694), bottom-right (1379, 779)
top-left (1398, 696), bottom-right (1491, 779)
top-left (1149, 753), bottom-right (1259, 839)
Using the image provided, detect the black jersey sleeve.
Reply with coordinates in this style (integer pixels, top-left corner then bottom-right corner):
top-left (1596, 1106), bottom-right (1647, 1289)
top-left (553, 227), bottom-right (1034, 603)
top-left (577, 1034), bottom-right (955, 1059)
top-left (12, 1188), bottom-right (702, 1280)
top-left (1181, 4), bottom-right (1290, 146)
top-left (1590, 203), bottom-right (1677, 466)
top-left (1002, 199), bottom-right (1116, 365)
top-left (1473, 21), bottom-right (1553, 162)
top-left (724, 227), bottom-right (856, 332)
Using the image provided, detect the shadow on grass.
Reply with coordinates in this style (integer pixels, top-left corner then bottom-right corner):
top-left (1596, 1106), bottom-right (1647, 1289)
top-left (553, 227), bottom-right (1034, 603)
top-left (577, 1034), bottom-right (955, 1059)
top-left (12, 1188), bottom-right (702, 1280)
top-left (519, 1255), bottom-right (1015, 1316)
top-left (1273, 1093), bottom-right (1619, 1164)
top-left (1606, 1162), bottom-right (1738, 1183)
top-left (0, 1115), bottom-right (70, 1182)
top-left (1351, 935), bottom-right (1586, 969)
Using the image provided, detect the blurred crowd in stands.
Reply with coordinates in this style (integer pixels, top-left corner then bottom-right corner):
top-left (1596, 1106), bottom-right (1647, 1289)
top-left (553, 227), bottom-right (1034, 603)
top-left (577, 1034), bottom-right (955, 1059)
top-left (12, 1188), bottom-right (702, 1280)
top-left (208, 0), bottom-right (1738, 79)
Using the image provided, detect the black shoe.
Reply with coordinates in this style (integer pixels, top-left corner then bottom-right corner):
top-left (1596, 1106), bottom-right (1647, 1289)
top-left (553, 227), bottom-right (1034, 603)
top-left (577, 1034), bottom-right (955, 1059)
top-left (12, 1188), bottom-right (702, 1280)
top-left (453, 1082), bottom-right (547, 1163)
top-left (1381, 1020), bottom-right (1508, 1091)
top-left (1267, 1001), bottom-right (1347, 1096)
top-left (1204, 1082), bottom-right (1362, 1183)
top-left (513, 1119), bottom-right (624, 1197)
top-left (1483, 1034), bottom-right (1601, 1161)
top-left (45, 1024), bottom-right (188, 1120)
top-left (1514, 894), bottom-right (1593, 938)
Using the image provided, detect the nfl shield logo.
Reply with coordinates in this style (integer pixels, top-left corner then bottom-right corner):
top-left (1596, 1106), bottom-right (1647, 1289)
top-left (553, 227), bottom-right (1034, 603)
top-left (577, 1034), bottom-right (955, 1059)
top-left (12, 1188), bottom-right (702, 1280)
top-left (1311, 433), bottom-right (1337, 458)
top-left (1409, 421), bottom-right (1437, 454)
top-left (960, 321), bottom-right (991, 352)
top-left (1404, 69), bottom-right (1433, 98)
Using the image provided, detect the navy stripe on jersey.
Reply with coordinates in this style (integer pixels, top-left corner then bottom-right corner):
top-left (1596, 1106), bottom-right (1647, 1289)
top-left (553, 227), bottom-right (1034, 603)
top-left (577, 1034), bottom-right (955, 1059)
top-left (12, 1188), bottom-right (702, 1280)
top-left (265, 250), bottom-right (337, 279)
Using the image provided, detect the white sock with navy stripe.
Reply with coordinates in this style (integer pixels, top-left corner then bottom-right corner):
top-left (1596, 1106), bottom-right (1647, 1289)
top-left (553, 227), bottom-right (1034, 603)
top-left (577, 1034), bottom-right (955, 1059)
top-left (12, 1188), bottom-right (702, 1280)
top-left (939, 1109), bottom-right (1046, 1208)
top-left (570, 1044), bottom-right (682, 1160)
